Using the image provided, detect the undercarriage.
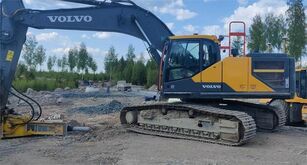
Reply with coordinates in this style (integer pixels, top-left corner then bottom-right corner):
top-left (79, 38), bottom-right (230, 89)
top-left (120, 101), bottom-right (285, 146)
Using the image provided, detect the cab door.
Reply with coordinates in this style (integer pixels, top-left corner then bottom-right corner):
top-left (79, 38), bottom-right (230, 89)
top-left (201, 40), bottom-right (222, 92)
top-left (163, 39), bottom-right (202, 93)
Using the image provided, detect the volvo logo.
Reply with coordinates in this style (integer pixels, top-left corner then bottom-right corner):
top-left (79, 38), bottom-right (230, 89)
top-left (47, 16), bottom-right (93, 23)
top-left (202, 84), bottom-right (221, 89)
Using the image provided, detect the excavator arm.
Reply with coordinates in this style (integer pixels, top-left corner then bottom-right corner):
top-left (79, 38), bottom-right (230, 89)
top-left (0, 0), bottom-right (173, 110)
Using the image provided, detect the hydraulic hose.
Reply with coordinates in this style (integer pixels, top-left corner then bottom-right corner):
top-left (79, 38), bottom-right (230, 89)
top-left (9, 90), bottom-right (35, 125)
top-left (11, 86), bottom-right (42, 121)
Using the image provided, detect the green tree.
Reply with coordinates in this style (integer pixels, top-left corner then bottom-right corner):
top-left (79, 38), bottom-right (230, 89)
top-left (15, 63), bottom-right (28, 79)
top-left (34, 45), bottom-right (46, 71)
top-left (57, 58), bottom-right (62, 72)
top-left (127, 44), bottom-right (136, 61)
top-left (61, 56), bottom-right (68, 72)
top-left (287, 0), bottom-right (306, 62)
top-left (123, 45), bottom-right (137, 82)
top-left (116, 56), bottom-right (126, 79)
top-left (132, 57), bottom-right (146, 85)
top-left (123, 61), bottom-right (134, 83)
top-left (68, 47), bottom-right (78, 72)
top-left (87, 55), bottom-right (97, 74)
top-left (47, 55), bottom-right (57, 72)
top-left (47, 56), bottom-right (53, 72)
top-left (90, 60), bottom-right (98, 74)
top-left (22, 36), bottom-right (38, 70)
top-left (264, 13), bottom-right (287, 51)
top-left (232, 36), bottom-right (243, 55)
top-left (146, 58), bottom-right (158, 87)
top-left (77, 43), bottom-right (89, 75)
top-left (248, 15), bottom-right (267, 52)
top-left (104, 46), bottom-right (118, 81)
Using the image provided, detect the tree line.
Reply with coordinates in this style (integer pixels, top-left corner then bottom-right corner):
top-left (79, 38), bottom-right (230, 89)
top-left (104, 44), bottom-right (158, 87)
top-left (21, 36), bottom-right (98, 74)
top-left (18, 36), bottom-right (158, 88)
top-left (248, 0), bottom-right (305, 62)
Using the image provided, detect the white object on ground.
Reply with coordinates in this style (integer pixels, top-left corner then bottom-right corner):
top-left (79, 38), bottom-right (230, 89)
top-left (85, 86), bottom-right (100, 93)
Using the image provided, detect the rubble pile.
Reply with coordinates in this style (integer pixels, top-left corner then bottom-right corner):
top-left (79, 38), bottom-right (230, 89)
top-left (8, 88), bottom-right (67, 106)
top-left (61, 91), bottom-right (132, 98)
top-left (68, 100), bottom-right (124, 115)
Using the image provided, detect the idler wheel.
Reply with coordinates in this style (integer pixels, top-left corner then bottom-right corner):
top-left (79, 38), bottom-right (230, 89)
top-left (126, 111), bottom-right (138, 124)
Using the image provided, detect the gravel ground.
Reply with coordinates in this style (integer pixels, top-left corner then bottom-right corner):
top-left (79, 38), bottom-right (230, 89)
top-left (1, 89), bottom-right (307, 165)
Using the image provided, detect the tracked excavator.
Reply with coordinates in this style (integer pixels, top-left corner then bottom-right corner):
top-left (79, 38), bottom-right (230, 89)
top-left (1, 0), bottom-right (296, 145)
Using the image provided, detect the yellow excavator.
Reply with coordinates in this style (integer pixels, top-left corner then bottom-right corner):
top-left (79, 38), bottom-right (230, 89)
top-left (1, 0), bottom-right (296, 146)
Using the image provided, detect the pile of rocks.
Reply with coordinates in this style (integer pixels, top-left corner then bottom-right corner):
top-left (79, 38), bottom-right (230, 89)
top-left (68, 100), bottom-right (124, 115)
top-left (13, 88), bottom-right (69, 106)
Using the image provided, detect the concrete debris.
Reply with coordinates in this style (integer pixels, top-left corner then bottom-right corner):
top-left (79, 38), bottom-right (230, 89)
top-left (56, 97), bottom-right (64, 104)
top-left (9, 87), bottom-right (156, 107)
top-left (148, 84), bottom-right (158, 91)
top-left (71, 126), bottom-right (91, 132)
top-left (45, 113), bottom-right (65, 120)
top-left (85, 87), bottom-right (100, 93)
top-left (68, 120), bottom-right (82, 127)
top-left (13, 91), bottom-right (69, 106)
top-left (61, 91), bottom-right (131, 99)
top-left (54, 88), bottom-right (64, 92)
top-left (26, 88), bottom-right (36, 95)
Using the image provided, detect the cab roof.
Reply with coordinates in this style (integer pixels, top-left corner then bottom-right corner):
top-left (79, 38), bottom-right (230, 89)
top-left (169, 35), bottom-right (220, 44)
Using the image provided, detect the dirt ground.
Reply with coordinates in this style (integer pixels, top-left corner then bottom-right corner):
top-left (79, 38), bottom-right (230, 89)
top-left (1, 89), bottom-right (307, 165)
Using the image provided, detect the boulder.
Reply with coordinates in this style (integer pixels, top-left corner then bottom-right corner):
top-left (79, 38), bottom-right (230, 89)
top-left (56, 97), bottom-right (64, 104)
top-left (148, 85), bottom-right (158, 91)
top-left (26, 88), bottom-right (36, 95)
top-left (64, 87), bottom-right (71, 90)
top-left (54, 88), bottom-right (64, 92)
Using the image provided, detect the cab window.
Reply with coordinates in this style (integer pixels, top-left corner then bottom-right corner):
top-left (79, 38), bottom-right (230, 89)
top-left (166, 40), bottom-right (200, 81)
top-left (202, 42), bottom-right (217, 69)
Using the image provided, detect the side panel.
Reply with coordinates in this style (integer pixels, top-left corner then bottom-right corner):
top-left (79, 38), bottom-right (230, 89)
top-left (248, 59), bottom-right (275, 92)
top-left (191, 61), bottom-right (222, 92)
top-left (201, 62), bottom-right (222, 83)
top-left (222, 57), bottom-right (249, 92)
top-left (251, 58), bottom-right (290, 93)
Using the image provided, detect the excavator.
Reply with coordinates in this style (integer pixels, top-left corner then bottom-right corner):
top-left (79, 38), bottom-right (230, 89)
top-left (0, 0), bottom-right (296, 146)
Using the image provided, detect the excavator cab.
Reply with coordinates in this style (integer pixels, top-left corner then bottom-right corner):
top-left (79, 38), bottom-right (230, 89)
top-left (161, 35), bottom-right (295, 100)
top-left (164, 35), bottom-right (220, 84)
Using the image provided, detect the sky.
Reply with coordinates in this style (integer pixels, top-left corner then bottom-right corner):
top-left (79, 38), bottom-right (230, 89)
top-left (9, 0), bottom-right (307, 71)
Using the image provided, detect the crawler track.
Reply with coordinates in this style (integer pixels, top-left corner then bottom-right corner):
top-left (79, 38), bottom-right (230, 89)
top-left (214, 100), bottom-right (285, 131)
top-left (120, 103), bottom-right (256, 146)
